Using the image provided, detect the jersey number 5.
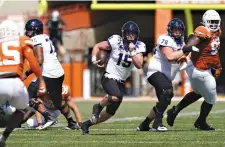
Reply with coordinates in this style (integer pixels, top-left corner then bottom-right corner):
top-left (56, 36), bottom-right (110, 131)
top-left (117, 53), bottom-right (132, 68)
top-left (0, 41), bottom-right (20, 65)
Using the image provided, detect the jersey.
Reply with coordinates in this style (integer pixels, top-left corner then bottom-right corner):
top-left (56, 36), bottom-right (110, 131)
top-left (31, 34), bottom-right (64, 78)
top-left (147, 33), bottom-right (185, 81)
top-left (43, 84), bottom-right (70, 110)
top-left (105, 35), bottom-right (146, 81)
top-left (191, 26), bottom-right (221, 70)
top-left (0, 36), bottom-right (34, 78)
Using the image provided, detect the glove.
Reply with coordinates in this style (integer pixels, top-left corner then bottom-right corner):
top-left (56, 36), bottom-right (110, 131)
top-left (177, 55), bottom-right (187, 64)
top-left (182, 46), bottom-right (199, 54)
top-left (211, 67), bottom-right (222, 79)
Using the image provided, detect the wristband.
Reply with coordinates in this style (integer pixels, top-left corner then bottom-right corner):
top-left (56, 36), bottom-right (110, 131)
top-left (92, 56), bottom-right (97, 63)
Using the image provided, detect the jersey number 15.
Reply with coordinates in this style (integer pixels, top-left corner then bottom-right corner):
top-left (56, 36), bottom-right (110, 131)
top-left (117, 53), bottom-right (132, 68)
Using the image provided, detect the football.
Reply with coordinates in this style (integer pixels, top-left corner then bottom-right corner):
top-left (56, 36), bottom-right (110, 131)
top-left (97, 50), bottom-right (109, 66)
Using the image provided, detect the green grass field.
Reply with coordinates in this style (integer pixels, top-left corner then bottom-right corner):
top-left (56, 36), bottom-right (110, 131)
top-left (2, 100), bottom-right (225, 147)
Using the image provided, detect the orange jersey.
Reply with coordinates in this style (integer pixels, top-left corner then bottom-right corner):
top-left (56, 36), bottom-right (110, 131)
top-left (62, 84), bottom-right (70, 101)
top-left (0, 36), bottom-right (32, 78)
top-left (191, 26), bottom-right (221, 70)
top-left (43, 84), bottom-right (71, 110)
top-left (0, 36), bottom-right (42, 79)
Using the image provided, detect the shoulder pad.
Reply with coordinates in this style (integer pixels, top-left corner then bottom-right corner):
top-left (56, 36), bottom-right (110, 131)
top-left (20, 36), bottom-right (33, 49)
top-left (31, 35), bottom-right (43, 47)
top-left (194, 26), bottom-right (211, 39)
top-left (157, 35), bottom-right (173, 48)
top-left (107, 35), bottom-right (122, 50)
top-left (135, 41), bottom-right (146, 53)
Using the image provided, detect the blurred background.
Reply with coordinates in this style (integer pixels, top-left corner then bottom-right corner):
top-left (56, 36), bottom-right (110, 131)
top-left (1, 0), bottom-right (225, 99)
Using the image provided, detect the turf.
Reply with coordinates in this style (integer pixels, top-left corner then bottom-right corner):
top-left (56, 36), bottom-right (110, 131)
top-left (2, 100), bottom-right (225, 147)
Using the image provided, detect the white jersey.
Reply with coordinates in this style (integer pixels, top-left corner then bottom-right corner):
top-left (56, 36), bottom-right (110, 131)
top-left (31, 34), bottom-right (64, 78)
top-left (147, 33), bottom-right (185, 81)
top-left (105, 35), bottom-right (146, 81)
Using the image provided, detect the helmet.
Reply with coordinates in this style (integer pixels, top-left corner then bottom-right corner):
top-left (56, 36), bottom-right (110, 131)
top-left (0, 20), bottom-right (18, 39)
top-left (52, 10), bottom-right (60, 21)
top-left (25, 19), bottom-right (43, 37)
top-left (167, 18), bottom-right (185, 38)
top-left (121, 21), bottom-right (140, 44)
top-left (202, 10), bottom-right (221, 32)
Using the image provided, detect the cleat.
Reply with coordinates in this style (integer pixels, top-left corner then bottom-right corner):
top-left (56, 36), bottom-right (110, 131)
top-left (65, 120), bottom-right (79, 130)
top-left (81, 121), bottom-right (90, 135)
top-left (38, 119), bottom-right (55, 130)
top-left (194, 120), bottom-right (215, 131)
top-left (136, 123), bottom-right (150, 131)
top-left (151, 125), bottom-right (168, 132)
top-left (167, 106), bottom-right (178, 127)
top-left (152, 117), bottom-right (168, 132)
top-left (0, 135), bottom-right (6, 147)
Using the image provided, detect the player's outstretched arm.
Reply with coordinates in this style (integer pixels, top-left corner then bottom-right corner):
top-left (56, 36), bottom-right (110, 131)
top-left (66, 96), bottom-right (82, 124)
top-left (35, 111), bottom-right (43, 127)
top-left (33, 46), bottom-right (44, 66)
top-left (22, 45), bottom-right (44, 80)
top-left (24, 46), bottom-right (46, 96)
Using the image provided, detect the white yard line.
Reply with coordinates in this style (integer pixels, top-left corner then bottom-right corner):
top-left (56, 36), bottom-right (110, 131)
top-left (105, 109), bottom-right (225, 123)
top-left (73, 97), bottom-right (225, 102)
top-left (0, 109), bottom-right (224, 133)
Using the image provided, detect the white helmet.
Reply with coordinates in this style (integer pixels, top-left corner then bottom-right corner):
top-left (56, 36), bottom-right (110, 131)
top-left (52, 10), bottom-right (60, 21)
top-left (202, 10), bottom-right (221, 32)
top-left (0, 20), bottom-right (18, 39)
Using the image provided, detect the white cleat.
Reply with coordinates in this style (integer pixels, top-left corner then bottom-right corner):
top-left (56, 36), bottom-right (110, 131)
top-left (0, 135), bottom-right (6, 147)
top-left (151, 125), bottom-right (168, 132)
top-left (38, 120), bottom-right (55, 130)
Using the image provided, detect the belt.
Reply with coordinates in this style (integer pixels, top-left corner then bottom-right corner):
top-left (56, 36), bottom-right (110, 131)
top-left (104, 72), bottom-right (125, 84)
top-left (0, 75), bottom-right (19, 79)
top-left (107, 77), bottom-right (125, 84)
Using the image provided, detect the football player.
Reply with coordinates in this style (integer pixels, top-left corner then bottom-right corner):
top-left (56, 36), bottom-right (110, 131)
top-left (167, 10), bottom-right (222, 130)
top-left (23, 19), bottom-right (66, 130)
top-left (26, 84), bottom-right (82, 130)
top-left (81, 21), bottom-right (146, 135)
top-left (0, 20), bottom-right (46, 147)
top-left (137, 18), bottom-right (198, 132)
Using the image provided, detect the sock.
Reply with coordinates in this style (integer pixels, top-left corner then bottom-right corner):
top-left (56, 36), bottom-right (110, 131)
top-left (85, 120), bottom-right (94, 127)
top-left (197, 101), bottom-right (213, 123)
top-left (42, 111), bottom-right (52, 121)
top-left (67, 116), bottom-right (75, 123)
top-left (142, 106), bottom-right (157, 125)
top-left (142, 117), bottom-right (151, 125)
top-left (175, 91), bottom-right (202, 114)
top-left (97, 103), bottom-right (104, 112)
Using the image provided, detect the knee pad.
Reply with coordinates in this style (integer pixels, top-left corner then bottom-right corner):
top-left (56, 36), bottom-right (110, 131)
top-left (29, 99), bottom-right (42, 110)
top-left (107, 95), bottom-right (121, 103)
top-left (106, 101), bottom-right (121, 116)
top-left (159, 88), bottom-right (174, 105)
